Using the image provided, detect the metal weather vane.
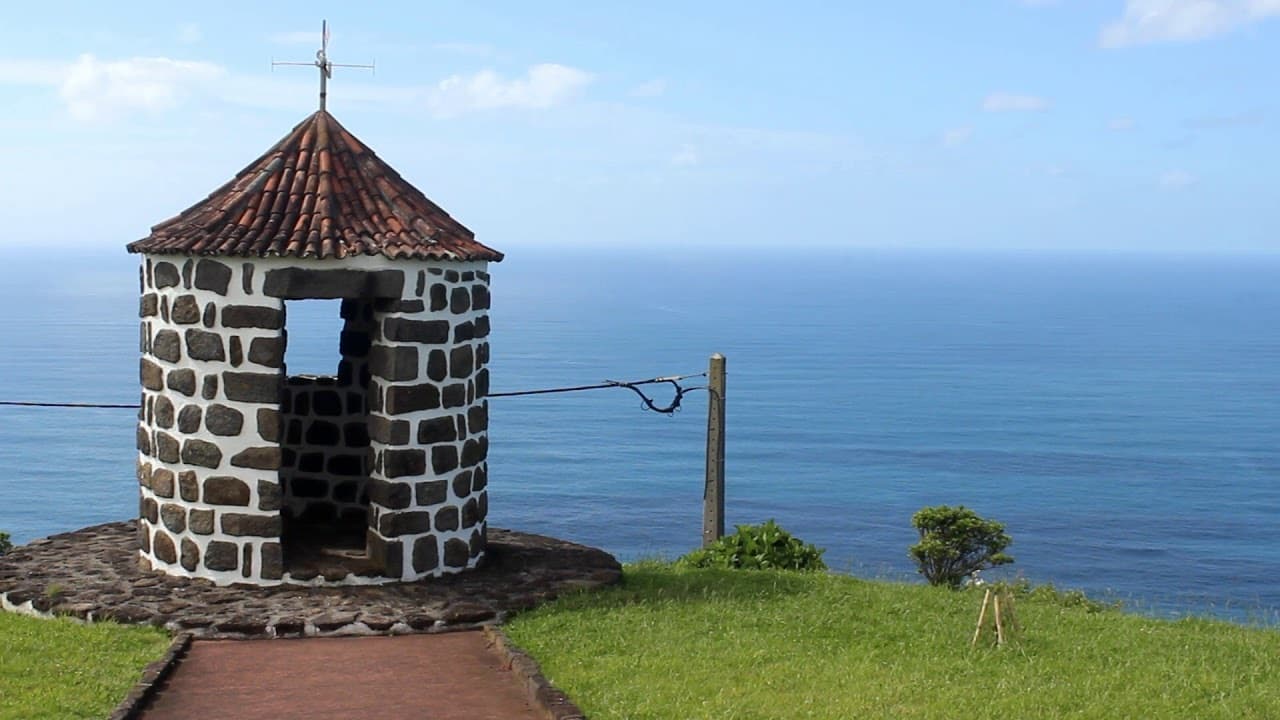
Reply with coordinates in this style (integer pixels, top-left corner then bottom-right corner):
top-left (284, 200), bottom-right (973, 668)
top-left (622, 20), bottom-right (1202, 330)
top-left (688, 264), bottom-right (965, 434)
top-left (272, 20), bottom-right (374, 111)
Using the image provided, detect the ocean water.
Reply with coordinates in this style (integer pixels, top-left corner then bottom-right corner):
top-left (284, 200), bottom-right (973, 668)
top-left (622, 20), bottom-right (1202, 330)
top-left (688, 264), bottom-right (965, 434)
top-left (1, 248), bottom-right (1277, 623)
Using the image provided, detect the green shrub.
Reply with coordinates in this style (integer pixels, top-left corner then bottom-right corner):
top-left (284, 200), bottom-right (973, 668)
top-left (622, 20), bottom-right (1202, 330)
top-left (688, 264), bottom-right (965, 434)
top-left (909, 505), bottom-right (1012, 588)
top-left (0, 531), bottom-right (11, 556)
top-left (678, 520), bottom-right (827, 571)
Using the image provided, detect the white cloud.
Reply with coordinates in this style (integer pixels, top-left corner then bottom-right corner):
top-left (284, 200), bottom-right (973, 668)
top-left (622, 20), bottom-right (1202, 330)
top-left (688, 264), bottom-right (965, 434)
top-left (1108, 116), bottom-right (1136, 131)
top-left (177, 23), bottom-right (202, 45)
top-left (1159, 169), bottom-right (1197, 188)
top-left (426, 63), bottom-right (592, 117)
top-left (982, 92), bottom-right (1050, 112)
top-left (670, 144), bottom-right (699, 167)
top-left (630, 78), bottom-right (667, 98)
top-left (942, 126), bottom-right (973, 147)
top-left (1100, 0), bottom-right (1280, 48)
top-left (59, 54), bottom-right (224, 121)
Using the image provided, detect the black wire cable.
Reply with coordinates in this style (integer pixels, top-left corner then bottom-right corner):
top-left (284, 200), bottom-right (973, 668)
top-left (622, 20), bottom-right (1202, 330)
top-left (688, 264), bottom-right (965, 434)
top-left (0, 372), bottom-right (708, 415)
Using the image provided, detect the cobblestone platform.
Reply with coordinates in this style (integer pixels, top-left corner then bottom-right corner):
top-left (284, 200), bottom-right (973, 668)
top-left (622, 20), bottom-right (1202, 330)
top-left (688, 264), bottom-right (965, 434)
top-left (0, 521), bottom-right (621, 638)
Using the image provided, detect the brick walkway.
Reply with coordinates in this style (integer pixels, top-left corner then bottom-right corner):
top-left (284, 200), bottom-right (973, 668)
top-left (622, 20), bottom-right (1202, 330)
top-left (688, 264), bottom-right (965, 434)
top-left (140, 632), bottom-right (541, 720)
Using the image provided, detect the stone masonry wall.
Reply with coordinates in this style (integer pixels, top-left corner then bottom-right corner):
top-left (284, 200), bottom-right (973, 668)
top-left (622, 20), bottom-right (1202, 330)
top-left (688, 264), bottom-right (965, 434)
top-left (136, 257), bottom-right (287, 585)
top-left (136, 254), bottom-right (491, 585)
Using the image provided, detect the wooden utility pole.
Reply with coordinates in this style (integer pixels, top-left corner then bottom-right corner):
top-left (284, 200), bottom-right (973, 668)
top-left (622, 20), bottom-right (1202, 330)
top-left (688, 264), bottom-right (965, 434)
top-left (702, 353), bottom-right (726, 547)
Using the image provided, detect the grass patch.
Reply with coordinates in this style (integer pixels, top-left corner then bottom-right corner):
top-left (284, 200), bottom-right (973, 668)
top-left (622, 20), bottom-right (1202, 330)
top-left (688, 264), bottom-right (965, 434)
top-left (506, 562), bottom-right (1280, 719)
top-left (0, 612), bottom-right (170, 720)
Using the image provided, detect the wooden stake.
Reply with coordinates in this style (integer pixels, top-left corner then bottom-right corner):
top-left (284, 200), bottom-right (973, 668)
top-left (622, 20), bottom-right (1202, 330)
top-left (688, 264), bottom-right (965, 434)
top-left (972, 589), bottom-right (991, 647)
top-left (702, 353), bottom-right (726, 547)
top-left (993, 594), bottom-right (1005, 646)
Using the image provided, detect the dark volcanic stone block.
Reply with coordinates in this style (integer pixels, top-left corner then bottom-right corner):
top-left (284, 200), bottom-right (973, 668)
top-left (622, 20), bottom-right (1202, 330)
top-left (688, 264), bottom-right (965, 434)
top-left (261, 541), bottom-right (283, 579)
top-left (413, 535), bottom-right (439, 573)
top-left (189, 508), bottom-right (215, 534)
top-left (222, 305), bottom-right (284, 329)
top-left (151, 468), bottom-right (175, 498)
top-left (442, 383), bottom-right (467, 409)
top-left (248, 337), bottom-right (283, 368)
top-left (153, 530), bottom-right (177, 564)
top-left (461, 437), bottom-right (487, 468)
top-left (231, 446), bottom-right (282, 470)
top-left (452, 322), bottom-right (475, 342)
top-left (313, 389), bottom-right (343, 416)
top-left (221, 513), bottom-right (281, 537)
top-left (167, 368), bottom-right (196, 396)
top-left (471, 284), bottom-right (490, 310)
top-left (461, 498), bottom-right (480, 528)
top-left (263, 268), bottom-right (404, 299)
top-left (194, 260), bottom-right (232, 295)
top-left (450, 287), bottom-right (471, 314)
top-left (161, 503), bottom-right (187, 533)
top-left (369, 416), bottom-right (410, 445)
top-left (137, 425), bottom-right (152, 455)
top-left (256, 408), bottom-right (280, 442)
top-left (153, 262), bottom-right (180, 288)
top-left (451, 471), bottom-right (472, 499)
top-left (305, 420), bottom-right (341, 446)
top-left (368, 345), bottom-right (419, 381)
top-left (205, 404), bottom-right (244, 436)
top-left (443, 537), bottom-right (469, 568)
top-left (141, 358), bottom-right (164, 390)
top-left (475, 369), bottom-right (489, 398)
top-left (467, 403), bottom-right (488, 432)
top-left (429, 283), bottom-right (447, 311)
top-left (171, 294), bottom-right (200, 324)
top-left (367, 478), bottom-right (412, 509)
top-left (204, 476), bottom-right (250, 506)
top-left (177, 404), bottom-right (202, 433)
top-left (242, 264), bottom-right (255, 295)
top-left (152, 329), bottom-right (182, 362)
top-left (385, 384), bottom-right (440, 415)
top-left (257, 480), bottom-right (281, 511)
top-left (155, 432), bottom-right (180, 463)
top-left (223, 372), bottom-right (279, 403)
top-left (333, 480), bottom-right (358, 503)
top-left (339, 330), bottom-right (371, 356)
top-left (417, 416), bottom-right (457, 444)
top-left (327, 454), bottom-right (364, 476)
top-left (474, 316), bottom-right (490, 338)
top-left (204, 540), bottom-right (239, 571)
top-left (299, 452), bottom-right (324, 472)
top-left (434, 506), bottom-right (459, 532)
top-left (383, 318), bottom-right (450, 344)
top-left (182, 439), bottom-right (222, 468)
top-left (431, 445), bottom-right (459, 474)
top-left (180, 538), bottom-right (199, 571)
top-left (426, 350), bottom-right (447, 382)
top-left (290, 476), bottom-right (327, 498)
top-left (179, 471), bottom-right (199, 502)
top-left (141, 496), bottom-right (159, 523)
top-left (384, 449), bottom-right (426, 479)
top-left (202, 303), bottom-right (216, 328)
top-left (344, 421), bottom-right (369, 447)
top-left (449, 346), bottom-right (474, 379)
top-left (153, 396), bottom-right (175, 429)
top-left (469, 527), bottom-right (485, 558)
top-left (416, 480), bottom-right (447, 506)
top-left (202, 375), bottom-right (219, 400)
top-left (379, 511), bottom-right (431, 537)
top-left (185, 329), bottom-right (225, 361)
top-left (229, 336), bottom-right (243, 367)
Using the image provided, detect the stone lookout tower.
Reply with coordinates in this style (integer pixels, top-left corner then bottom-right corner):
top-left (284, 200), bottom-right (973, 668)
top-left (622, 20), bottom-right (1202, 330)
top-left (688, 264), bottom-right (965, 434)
top-left (128, 110), bottom-right (502, 585)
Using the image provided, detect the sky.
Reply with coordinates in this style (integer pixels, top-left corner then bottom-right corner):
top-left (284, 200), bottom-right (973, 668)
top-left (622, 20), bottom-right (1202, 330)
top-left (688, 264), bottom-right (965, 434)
top-left (0, 0), bottom-right (1276, 254)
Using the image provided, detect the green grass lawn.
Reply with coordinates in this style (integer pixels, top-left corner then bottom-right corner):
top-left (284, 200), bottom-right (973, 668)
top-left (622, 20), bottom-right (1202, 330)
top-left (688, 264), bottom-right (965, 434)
top-left (506, 563), bottom-right (1280, 720)
top-left (0, 612), bottom-right (170, 720)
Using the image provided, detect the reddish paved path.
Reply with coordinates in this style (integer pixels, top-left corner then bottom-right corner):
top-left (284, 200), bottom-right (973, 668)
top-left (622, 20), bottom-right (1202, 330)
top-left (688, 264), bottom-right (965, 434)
top-left (141, 632), bottom-right (540, 720)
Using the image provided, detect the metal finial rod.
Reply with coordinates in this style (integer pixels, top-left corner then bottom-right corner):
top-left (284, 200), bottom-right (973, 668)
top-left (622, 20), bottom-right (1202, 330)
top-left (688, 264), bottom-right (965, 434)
top-left (271, 20), bottom-right (374, 112)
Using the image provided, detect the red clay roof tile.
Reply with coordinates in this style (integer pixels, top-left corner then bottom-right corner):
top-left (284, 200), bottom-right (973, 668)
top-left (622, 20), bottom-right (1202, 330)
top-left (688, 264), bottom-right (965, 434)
top-left (128, 111), bottom-right (502, 262)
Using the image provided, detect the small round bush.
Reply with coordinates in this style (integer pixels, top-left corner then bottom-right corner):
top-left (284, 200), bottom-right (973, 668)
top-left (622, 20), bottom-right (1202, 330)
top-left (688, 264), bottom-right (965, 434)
top-left (0, 531), bottom-right (11, 556)
top-left (678, 520), bottom-right (827, 571)
top-left (909, 505), bottom-right (1013, 588)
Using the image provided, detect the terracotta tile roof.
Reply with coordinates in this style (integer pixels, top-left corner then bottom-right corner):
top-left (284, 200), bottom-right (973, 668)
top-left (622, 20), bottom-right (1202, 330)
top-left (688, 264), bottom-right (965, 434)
top-left (128, 111), bottom-right (502, 262)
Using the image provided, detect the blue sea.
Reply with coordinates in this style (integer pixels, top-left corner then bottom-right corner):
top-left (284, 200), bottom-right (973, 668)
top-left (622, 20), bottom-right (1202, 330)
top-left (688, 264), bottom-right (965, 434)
top-left (1, 248), bottom-right (1277, 624)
